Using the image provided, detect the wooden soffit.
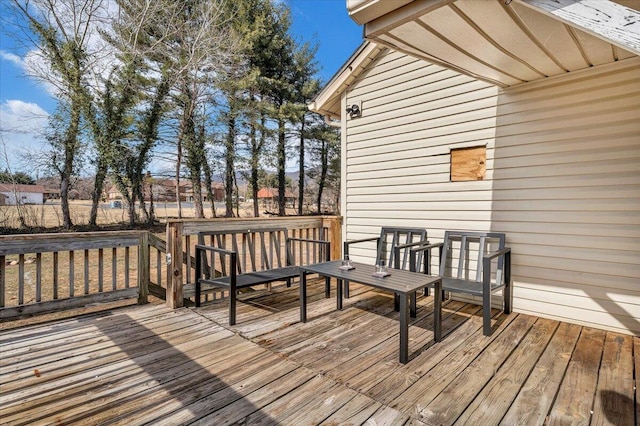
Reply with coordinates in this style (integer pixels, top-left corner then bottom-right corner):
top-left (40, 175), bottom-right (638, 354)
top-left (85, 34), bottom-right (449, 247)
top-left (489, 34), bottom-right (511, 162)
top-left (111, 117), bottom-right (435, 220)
top-left (349, 0), bottom-right (640, 88)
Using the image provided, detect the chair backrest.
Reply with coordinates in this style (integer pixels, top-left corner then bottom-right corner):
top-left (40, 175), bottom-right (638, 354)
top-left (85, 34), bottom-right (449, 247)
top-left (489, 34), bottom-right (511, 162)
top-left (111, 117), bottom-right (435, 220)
top-left (440, 231), bottom-right (506, 284)
top-left (377, 227), bottom-right (428, 271)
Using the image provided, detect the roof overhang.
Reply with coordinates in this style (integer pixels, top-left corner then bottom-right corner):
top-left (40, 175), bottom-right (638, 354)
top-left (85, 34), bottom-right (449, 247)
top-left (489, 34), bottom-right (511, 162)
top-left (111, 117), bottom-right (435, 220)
top-left (308, 41), bottom-right (385, 119)
top-left (347, 0), bottom-right (640, 88)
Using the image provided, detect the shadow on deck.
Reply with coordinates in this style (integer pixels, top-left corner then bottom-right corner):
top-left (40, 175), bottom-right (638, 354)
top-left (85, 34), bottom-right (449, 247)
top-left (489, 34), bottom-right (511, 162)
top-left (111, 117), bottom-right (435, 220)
top-left (0, 279), bottom-right (637, 425)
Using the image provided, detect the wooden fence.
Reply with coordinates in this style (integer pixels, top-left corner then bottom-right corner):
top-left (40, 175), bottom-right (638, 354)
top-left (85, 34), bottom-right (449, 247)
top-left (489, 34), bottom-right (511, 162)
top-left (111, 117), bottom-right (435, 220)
top-left (0, 216), bottom-right (342, 318)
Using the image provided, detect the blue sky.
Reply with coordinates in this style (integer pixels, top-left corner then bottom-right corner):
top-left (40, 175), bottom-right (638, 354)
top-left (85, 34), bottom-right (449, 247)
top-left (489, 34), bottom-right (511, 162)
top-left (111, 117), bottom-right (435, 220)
top-left (0, 0), bottom-right (363, 174)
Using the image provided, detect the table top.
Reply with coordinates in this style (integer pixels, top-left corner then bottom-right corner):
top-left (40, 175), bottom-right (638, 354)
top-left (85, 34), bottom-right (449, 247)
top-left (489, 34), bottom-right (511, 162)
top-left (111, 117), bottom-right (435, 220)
top-left (300, 260), bottom-right (440, 295)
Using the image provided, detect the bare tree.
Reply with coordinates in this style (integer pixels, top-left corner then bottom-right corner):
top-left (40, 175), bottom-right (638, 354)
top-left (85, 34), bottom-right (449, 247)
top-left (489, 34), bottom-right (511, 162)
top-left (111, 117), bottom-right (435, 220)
top-left (6, 0), bottom-right (111, 229)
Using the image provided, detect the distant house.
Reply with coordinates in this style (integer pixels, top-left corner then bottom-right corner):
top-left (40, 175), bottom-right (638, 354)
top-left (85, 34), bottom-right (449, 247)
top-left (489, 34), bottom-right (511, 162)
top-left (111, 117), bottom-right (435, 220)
top-left (257, 188), bottom-right (297, 209)
top-left (107, 179), bottom-right (226, 203)
top-left (0, 184), bottom-right (45, 205)
top-left (0, 193), bottom-right (7, 206)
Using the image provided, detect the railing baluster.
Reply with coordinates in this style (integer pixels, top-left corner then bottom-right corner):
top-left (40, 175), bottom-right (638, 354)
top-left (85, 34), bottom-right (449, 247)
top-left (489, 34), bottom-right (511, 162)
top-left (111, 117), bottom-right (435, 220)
top-left (0, 255), bottom-right (5, 307)
top-left (125, 247), bottom-right (130, 289)
top-left (69, 250), bottom-right (74, 298)
top-left (36, 253), bottom-right (42, 302)
top-left (185, 235), bottom-right (191, 285)
top-left (18, 254), bottom-right (24, 305)
top-left (53, 251), bottom-right (58, 299)
top-left (84, 249), bottom-right (90, 295)
top-left (98, 248), bottom-right (104, 292)
top-left (112, 247), bottom-right (117, 291)
top-left (156, 247), bottom-right (161, 286)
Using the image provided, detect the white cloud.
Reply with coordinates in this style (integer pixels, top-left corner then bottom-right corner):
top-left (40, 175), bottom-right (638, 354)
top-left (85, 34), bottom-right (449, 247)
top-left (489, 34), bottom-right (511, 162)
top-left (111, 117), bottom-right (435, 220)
top-left (1, 100), bottom-right (49, 133)
top-left (0, 50), bottom-right (24, 68)
top-left (0, 100), bottom-right (50, 170)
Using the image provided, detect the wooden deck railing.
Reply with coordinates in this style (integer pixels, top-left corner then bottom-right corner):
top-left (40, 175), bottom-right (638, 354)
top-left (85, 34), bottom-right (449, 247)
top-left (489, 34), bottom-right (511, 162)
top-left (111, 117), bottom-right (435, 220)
top-left (0, 216), bottom-right (342, 318)
top-left (0, 231), bottom-right (155, 318)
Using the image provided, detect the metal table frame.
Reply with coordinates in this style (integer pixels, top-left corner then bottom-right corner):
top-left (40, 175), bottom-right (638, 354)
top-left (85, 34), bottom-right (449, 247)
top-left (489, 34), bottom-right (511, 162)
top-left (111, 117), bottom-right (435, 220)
top-left (299, 260), bottom-right (442, 364)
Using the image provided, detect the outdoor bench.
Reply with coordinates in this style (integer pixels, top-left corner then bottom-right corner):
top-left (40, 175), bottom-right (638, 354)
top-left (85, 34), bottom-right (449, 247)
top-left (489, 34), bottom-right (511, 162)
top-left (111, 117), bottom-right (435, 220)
top-left (194, 227), bottom-right (330, 325)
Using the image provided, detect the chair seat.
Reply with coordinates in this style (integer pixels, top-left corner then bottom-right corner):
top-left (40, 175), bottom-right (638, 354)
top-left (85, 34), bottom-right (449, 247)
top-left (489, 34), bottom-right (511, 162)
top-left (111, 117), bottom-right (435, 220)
top-left (203, 265), bottom-right (300, 289)
top-left (441, 277), bottom-right (505, 296)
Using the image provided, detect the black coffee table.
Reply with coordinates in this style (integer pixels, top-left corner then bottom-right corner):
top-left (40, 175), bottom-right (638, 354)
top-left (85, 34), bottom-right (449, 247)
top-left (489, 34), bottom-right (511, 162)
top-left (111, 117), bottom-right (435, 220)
top-left (299, 260), bottom-right (442, 364)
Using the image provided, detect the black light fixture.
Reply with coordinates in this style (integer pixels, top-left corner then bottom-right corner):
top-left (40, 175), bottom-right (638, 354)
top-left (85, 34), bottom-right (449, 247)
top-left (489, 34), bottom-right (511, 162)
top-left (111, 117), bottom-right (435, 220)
top-left (346, 104), bottom-right (361, 119)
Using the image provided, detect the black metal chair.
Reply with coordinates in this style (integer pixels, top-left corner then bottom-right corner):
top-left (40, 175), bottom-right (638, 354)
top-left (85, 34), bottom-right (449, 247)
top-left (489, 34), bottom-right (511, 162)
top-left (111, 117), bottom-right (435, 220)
top-left (343, 227), bottom-right (428, 299)
top-left (411, 230), bottom-right (512, 336)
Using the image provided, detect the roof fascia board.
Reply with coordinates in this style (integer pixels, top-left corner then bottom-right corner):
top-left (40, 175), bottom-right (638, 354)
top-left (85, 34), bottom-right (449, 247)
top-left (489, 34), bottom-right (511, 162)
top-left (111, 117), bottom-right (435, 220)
top-left (363, 0), bottom-right (456, 38)
top-left (347, 0), bottom-right (414, 25)
top-left (519, 0), bottom-right (640, 55)
top-left (309, 41), bottom-right (384, 117)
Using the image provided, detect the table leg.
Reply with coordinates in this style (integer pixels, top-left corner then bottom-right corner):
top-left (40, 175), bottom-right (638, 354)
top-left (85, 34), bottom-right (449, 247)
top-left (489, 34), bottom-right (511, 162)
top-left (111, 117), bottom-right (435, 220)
top-left (399, 292), bottom-right (409, 364)
top-left (325, 276), bottom-right (330, 298)
top-left (337, 279), bottom-right (343, 310)
top-left (434, 279), bottom-right (442, 342)
top-left (410, 292), bottom-right (417, 318)
top-left (300, 271), bottom-right (307, 323)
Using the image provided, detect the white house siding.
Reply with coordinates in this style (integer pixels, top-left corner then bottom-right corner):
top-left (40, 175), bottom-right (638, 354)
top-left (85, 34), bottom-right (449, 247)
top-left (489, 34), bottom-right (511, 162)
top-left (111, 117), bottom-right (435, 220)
top-left (0, 190), bottom-right (44, 205)
top-left (343, 48), bottom-right (640, 335)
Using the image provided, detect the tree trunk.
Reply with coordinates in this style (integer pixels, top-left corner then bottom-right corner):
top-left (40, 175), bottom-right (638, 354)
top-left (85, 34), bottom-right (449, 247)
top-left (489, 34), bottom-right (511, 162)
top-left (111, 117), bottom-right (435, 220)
top-left (89, 157), bottom-right (108, 227)
top-left (225, 115), bottom-right (236, 218)
top-left (298, 118), bottom-right (305, 215)
top-left (60, 104), bottom-right (81, 230)
top-left (202, 151), bottom-right (216, 218)
top-left (277, 116), bottom-right (286, 216)
top-left (317, 139), bottom-right (328, 214)
top-left (175, 142), bottom-right (183, 219)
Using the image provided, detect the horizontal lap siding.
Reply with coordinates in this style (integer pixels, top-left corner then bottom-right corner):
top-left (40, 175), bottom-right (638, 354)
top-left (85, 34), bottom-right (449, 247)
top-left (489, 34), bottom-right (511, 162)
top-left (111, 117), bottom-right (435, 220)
top-left (344, 49), bottom-right (640, 335)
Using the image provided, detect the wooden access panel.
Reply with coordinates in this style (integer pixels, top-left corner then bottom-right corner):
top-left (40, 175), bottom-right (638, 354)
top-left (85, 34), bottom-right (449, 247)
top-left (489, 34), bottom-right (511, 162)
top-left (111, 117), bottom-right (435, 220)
top-left (450, 146), bottom-right (486, 181)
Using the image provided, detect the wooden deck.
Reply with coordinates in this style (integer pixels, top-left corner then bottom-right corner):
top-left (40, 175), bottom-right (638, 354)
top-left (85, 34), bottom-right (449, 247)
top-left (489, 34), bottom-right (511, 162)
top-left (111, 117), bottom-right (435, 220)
top-left (1, 279), bottom-right (637, 425)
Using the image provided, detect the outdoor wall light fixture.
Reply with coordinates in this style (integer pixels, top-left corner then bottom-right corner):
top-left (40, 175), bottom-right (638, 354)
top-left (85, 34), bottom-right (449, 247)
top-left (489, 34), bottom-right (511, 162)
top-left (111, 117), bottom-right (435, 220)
top-left (346, 104), bottom-right (361, 119)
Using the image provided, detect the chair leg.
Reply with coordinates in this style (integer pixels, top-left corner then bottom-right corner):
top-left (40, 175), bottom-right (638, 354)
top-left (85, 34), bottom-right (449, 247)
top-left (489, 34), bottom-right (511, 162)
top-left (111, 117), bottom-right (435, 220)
top-left (423, 287), bottom-right (430, 297)
top-left (325, 277), bottom-right (330, 298)
top-left (229, 289), bottom-right (237, 326)
top-left (504, 282), bottom-right (512, 314)
top-left (482, 289), bottom-right (491, 336)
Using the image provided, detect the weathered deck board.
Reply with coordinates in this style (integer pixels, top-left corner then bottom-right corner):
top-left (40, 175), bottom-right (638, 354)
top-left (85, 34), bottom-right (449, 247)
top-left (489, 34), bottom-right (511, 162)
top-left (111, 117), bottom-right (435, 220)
top-left (548, 327), bottom-right (607, 425)
top-left (500, 321), bottom-right (582, 425)
top-left (0, 278), bottom-right (636, 425)
top-left (591, 332), bottom-right (635, 426)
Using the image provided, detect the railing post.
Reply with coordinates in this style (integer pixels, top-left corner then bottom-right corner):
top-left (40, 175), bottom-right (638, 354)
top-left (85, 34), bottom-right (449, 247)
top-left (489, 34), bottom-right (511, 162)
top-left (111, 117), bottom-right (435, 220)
top-left (323, 216), bottom-right (342, 261)
top-left (166, 221), bottom-right (184, 309)
top-left (137, 232), bottom-right (149, 305)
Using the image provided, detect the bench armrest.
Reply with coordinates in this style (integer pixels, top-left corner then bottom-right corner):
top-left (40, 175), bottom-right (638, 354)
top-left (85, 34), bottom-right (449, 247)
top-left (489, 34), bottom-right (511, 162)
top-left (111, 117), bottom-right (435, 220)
top-left (195, 244), bottom-right (237, 308)
top-left (286, 238), bottom-right (331, 264)
top-left (286, 237), bottom-right (330, 245)
top-left (195, 244), bottom-right (235, 256)
top-left (343, 236), bottom-right (380, 258)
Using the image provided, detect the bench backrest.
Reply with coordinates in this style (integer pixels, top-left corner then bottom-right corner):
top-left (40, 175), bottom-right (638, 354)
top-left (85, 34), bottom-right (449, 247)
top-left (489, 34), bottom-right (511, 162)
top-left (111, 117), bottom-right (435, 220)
top-left (440, 231), bottom-right (506, 284)
top-left (377, 227), bottom-right (428, 271)
top-left (198, 228), bottom-right (290, 275)
top-left (198, 227), bottom-right (328, 276)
